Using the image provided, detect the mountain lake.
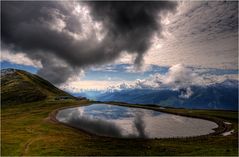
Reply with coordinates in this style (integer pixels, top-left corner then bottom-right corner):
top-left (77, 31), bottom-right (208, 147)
top-left (56, 104), bottom-right (218, 138)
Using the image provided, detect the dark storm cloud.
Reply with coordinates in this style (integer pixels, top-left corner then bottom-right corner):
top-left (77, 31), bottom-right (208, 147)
top-left (86, 1), bottom-right (177, 67)
top-left (38, 64), bottom-right (74, 85)
top-left (1, 1), bottom-right (177, 84)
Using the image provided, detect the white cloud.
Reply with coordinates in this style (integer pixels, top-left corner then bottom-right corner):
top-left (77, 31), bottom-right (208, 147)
top-left (111, 64), bottom-right (238, 98)
top-left (179, 87), bottom-right (193, 99)
top-left (60, 80), bottom-right (133, 92)
top-left (57, 63), bottom-right (237, 94)
top-left (1, 49), bottom-right (42, 68)
top-left (59, 71), bottom-right (133, 92)
top-left (116, 51), bottom-right (137, 65)
top-left (162, 64), bottom-right (200, 89)
top-left (143, 1), bottom-right (238, 69)
top-left (70, 3), bottom-right (105, 42)
top-left (125, 64), bottom-right (201, 90)
top-left (125, 64), bottom-right (152, 73)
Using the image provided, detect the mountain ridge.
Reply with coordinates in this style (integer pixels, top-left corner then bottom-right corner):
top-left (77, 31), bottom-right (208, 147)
top-left (76, 79), bottom-right (238, 110)
top-left (1, 68), bottom-right (74, 105)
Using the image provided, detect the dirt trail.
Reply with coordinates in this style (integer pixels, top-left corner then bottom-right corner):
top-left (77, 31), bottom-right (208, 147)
top-left (20, 138), bottom-right (33, 156)
top-left (20, 137), bottom-right (41, 156)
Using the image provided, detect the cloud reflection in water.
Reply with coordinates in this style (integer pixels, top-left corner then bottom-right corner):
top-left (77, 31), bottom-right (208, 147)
top-left (56, 104), bottom-right (217, 138)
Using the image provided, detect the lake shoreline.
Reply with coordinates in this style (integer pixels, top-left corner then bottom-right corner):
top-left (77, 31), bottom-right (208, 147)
top-left (48, 101), bottom-right (232, 139)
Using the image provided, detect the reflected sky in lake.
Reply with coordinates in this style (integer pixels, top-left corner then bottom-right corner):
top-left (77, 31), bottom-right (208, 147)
top-left (56, 104), bottom-right (218, 138)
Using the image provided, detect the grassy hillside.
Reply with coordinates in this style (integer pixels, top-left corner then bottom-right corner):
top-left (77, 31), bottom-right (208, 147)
top-left (1, 69), bottom-right (74, 105)
top-left (1, 100), bottom-right (238, 156)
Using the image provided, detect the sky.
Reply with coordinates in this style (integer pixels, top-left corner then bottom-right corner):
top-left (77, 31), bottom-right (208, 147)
top-left (1, 1), bottom-right (238, 92)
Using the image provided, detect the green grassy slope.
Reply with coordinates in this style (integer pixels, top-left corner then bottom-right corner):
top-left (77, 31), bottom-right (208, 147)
top-left (1, 100), bottom-right (238, 156)
top-left (1, 69), bottom-right (74, 105)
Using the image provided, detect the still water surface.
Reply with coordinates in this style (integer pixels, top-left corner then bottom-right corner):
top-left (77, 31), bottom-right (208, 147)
top-left (56, 104), bottom-right (218, 138)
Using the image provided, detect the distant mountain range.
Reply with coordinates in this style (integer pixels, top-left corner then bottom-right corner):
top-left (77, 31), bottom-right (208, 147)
top-left (76, 80), bottom-right (238, 110)
top-left (1, 69), bottom-right (74, 105)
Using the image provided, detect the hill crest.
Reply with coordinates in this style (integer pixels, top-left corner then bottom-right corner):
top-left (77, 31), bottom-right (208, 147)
top-left (1, 68), bottom-right (74, 105)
